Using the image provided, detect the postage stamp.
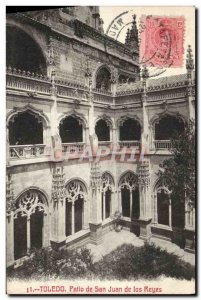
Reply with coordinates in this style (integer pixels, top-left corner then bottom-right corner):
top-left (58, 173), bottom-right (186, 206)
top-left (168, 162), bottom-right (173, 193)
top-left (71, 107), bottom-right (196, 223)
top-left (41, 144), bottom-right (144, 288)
top-left (139, 15), bottom-right (185, 68)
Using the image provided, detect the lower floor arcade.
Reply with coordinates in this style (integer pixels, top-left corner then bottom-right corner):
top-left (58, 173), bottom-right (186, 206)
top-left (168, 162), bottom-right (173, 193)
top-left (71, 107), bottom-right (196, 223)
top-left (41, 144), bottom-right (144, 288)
top-left (6, 166), bottom-right (195, 266)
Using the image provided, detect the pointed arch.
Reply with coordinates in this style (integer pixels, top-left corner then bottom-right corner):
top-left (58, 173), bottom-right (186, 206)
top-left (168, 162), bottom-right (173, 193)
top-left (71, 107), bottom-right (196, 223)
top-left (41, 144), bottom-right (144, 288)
top-left (6, 23), bottom-right (47, 74)
top-left (6, 104), bottom-right (50, 128)
top-left (118, 170), bottom-right (138, 190)
top-left (58, 110), bottom-right (88, 129)
top-left (101, 171), bottom-right (115, 192)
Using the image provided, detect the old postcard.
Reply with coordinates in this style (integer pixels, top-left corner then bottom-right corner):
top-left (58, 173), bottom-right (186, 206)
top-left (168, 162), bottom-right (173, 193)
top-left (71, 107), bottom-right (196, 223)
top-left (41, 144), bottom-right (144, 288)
top-left (6, 6), bottom-right (196, 295)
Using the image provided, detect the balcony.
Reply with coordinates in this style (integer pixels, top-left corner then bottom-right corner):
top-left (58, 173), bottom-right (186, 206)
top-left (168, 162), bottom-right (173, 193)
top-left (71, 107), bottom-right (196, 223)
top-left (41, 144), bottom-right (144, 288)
top-left (154, 140), bottom-right (172, 150)
top-left (9, 144), bottom-right (46, 160)
top-left (62, 142), bottom-right (85, 154)
top-left (119, 141), bottom-right (141, 149)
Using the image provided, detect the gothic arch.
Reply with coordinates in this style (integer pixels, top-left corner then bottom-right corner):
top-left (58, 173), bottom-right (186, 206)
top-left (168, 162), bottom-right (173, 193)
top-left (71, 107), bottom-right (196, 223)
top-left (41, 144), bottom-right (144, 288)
top-left (6, 104), bottom-right (50, 128)
top-left (150, 111), bottom-right (187, 127)
top-left (6, 23), bottom-right (47, 74)
top-left (58, 110), bottom-right (88, 129)
top-left (65, 178), bottom-right (88, 203)
top-left (116, 115), bottom-right (143, 129)
top-left (13, 187), bottom-right (49, 218)
top-left (95, 114), bottom-right (114, 129)
top-left (93, 63), bottom-right (112, 88)
top-left (6, 21), bottom-right (47, 61)
top-left (101, 171), bottom-right (115, 192)
top-left (153, 176), bottom-right (172, 195)
top-left (93, 64), bottom-right (112, 91)
top-left (118, 170), bottom-right (138, 190)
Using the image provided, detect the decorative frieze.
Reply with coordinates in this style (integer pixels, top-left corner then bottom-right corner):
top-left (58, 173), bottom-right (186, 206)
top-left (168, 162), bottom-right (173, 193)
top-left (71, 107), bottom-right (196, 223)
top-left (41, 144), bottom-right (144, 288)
top-left (138, 160), bottom-right (150, 187)
top-left (51, 166), bottom-right (67, 203)
top-left (90, 162), bottom-right (102, 189)
top-left (6, 175), bottom-right (15, 216)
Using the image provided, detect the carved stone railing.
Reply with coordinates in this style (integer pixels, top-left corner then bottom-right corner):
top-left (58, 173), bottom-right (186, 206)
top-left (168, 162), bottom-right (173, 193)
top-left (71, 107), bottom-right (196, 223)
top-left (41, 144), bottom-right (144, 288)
top-left (6, 67), bottom-right (51, 95)
top-left (119, 141), bottom-right (141, 149)
top-left (93, 90), bottom-right (113, 104)
top-left (98, 141), bottom-right (112, 149)
top-left (62, 142), bottom-right (85, 154)
top-left (154, 140), bottom-right (172, 150)
top-left (9, 144), bottom-right (46, 159)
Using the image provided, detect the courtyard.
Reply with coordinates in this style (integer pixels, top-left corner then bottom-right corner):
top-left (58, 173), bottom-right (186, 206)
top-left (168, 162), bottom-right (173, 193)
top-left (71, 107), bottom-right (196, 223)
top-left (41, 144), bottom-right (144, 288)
top-left (7, 230), bottom-right (195, 282)
top-left (86, 230), bottom-right (195, 266)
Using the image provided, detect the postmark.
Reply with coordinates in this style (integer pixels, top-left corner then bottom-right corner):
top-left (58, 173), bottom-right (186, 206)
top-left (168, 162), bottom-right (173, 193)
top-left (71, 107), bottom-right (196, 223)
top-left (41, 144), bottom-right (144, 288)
top-left (140, 15), bottom-right (185, 68)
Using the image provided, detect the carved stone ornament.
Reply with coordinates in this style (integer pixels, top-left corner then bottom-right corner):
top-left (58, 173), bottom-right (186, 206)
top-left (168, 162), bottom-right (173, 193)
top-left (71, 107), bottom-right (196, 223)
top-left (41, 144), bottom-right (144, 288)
top-left (52, 166), bottom-right (67, 203)
top-left (66, 180), bottom-right (87, 203)
top-left (119, 172), bottom-right (138, 191)
top-left (138, 160), bottom-right (150, 187)
top-left (6, 175), bottom-right (15, 216)
top-left (14, 189), bottom-right (48, 219)
top-left (101, 172), bottom-right (114, 192)
top-left (90, 162), bottom-right (102, 189)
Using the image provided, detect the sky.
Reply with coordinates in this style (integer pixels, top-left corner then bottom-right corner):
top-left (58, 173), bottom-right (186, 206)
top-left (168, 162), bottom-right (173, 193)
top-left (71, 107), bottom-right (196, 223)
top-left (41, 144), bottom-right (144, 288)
top-left (99, 6), bottom-right (195, 78)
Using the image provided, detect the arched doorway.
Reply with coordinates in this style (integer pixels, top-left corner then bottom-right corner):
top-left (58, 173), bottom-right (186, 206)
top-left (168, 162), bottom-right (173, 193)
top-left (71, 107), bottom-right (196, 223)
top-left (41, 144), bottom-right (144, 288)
top-left (9, 111), bottom-right (43, 145)
top-left (155, 115), bottom-right (185, 140)
top-left (119, 172), bottom-right (139, 219)
top-left (95, 67), bottom-right (111, 91)
top-left (101, 172), bottom-right (114, 220)
top-left (13, 189), bottom-right (48, 260)
top-left (59, 116), bottom-right (83, 143)
top-left (65, 180), bottom-right (87, 236)
top-left (95, 119), bottom-right (110, 142)
top-left (6, 25), bottom-right (47, 74)
top-left (119, 118), bottom-right (141, 141)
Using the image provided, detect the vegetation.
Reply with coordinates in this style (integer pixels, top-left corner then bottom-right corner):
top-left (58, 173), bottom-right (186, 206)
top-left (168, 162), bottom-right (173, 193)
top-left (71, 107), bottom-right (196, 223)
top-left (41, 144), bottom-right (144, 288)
top-left (7, 243), bottom-right (194, 281)
top-left (159, 119), bottom-right (195, 206)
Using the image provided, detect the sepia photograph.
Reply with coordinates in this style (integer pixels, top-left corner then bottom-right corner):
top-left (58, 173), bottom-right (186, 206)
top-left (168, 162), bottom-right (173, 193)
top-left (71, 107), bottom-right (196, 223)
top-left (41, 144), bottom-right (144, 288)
top-left (5, 5), bottom-right (196, 295)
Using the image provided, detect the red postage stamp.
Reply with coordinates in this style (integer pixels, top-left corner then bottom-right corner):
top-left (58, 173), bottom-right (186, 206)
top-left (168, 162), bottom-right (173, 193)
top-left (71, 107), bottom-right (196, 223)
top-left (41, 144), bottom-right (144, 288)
top-left (140, 15), bottom-right (185, 68)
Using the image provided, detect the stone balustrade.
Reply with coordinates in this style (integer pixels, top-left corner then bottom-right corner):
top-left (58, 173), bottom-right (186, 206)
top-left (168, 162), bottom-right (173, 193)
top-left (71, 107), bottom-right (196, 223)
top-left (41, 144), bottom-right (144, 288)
top-left (154, 140), bottom-right (172, 150)
top-left (62, 142), bottom-right (85, 154)
top-left (9, 144), bottom-right (46, 159)
top-left (119, 141), bottom-right (141, 149)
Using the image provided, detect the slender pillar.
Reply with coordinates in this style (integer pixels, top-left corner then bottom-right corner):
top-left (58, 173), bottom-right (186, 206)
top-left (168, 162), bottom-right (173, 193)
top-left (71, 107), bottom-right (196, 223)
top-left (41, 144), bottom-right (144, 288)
top-left (27, 217), bottom-right (31, 254)
top-left (50, 164), bottom-right (67, 249)
top-left (72, 202), bottom-right (75, 235)
top-left (138, 160), bottom-right (152, 240)
top-left (43, 213), bottom-right (49, 247)
top-left (169, 198), bottom-right (172, 227)
top-left (184, 200), bottom-right (195, 253)
top-left (103, 192), bottom-right (106, 220)
top-left (89, 162), bottom-right (103, 245)
top-left (186, 45), bottom-right (195, 120)
top-left (130, 190), bottom-right (133, 219)
top-left (6, 212), bottom-right (14, 266)
top-left (83, 199), bottom-right (89, 230)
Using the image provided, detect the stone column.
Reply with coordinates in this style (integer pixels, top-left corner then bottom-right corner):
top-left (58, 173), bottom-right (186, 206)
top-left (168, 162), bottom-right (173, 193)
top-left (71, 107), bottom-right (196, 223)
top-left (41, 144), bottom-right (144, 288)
top-left (6, 212), bottom-right (14, 266)
top-left (27, 217), bottom-right (31, 254)
top-left (103, 192), bottom-right (106, 220)
top-left (83, 199), bottom-right (89, 230)
top-left (138, 160), bottom-right (152, 241)
top-left (6, 174), bottom-right (15, 266)
top-left (184, 200), bottom-right (195, 253)
top-left (130, 190), bottom-right (133, 219)
top-left (71, 202), bottom-right (75, 235)
top-left (141, 66), bottom-right (150, 153)
top-left (43, 213), bottom-right (50, 247)
top-left (186, 45), bottom-right (195, 120)
top-left (89, 162), bottom-right (103, 245)
top-left (50, 164), bottom-right (67, 249)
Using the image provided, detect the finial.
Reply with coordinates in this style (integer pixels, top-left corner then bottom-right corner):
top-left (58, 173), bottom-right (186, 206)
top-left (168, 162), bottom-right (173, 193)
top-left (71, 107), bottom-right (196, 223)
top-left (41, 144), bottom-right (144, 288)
top-left (186, 45), bottom-right (194, 70)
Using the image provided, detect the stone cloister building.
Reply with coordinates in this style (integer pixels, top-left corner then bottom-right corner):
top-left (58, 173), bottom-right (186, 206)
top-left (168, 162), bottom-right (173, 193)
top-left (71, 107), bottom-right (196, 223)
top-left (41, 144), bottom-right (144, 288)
top-left (6, 7), bottom-right (195, 267)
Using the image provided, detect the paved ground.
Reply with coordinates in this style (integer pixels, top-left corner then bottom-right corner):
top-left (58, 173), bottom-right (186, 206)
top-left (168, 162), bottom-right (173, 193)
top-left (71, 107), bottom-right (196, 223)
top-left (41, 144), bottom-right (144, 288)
top-left (86, 230), bottom-right (195, 266)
